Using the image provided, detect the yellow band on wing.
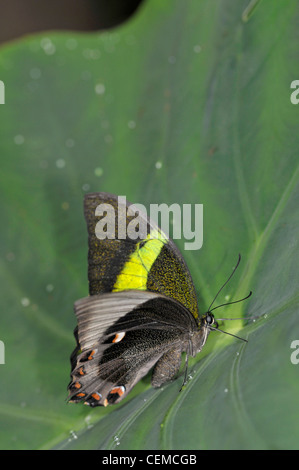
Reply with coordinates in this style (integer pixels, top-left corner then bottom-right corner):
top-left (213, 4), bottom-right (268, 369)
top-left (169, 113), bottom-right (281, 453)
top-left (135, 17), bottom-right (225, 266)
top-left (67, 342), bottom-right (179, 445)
top-left (112, 229), bottom-right (168, 292)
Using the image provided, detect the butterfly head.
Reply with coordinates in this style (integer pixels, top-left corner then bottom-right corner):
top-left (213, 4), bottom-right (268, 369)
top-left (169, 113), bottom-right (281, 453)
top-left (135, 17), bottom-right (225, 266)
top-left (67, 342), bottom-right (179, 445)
top-left (199, 309), bottom-right (248, 344)
top-left (188, 312), bottom-right (217, 358)
top-left (202, 312), bottom-right (218, 329)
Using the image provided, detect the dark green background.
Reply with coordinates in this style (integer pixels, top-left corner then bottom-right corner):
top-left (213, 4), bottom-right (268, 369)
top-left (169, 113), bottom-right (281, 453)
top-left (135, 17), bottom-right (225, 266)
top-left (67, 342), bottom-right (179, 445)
top-left (0, 0), bottom-right (298, 449)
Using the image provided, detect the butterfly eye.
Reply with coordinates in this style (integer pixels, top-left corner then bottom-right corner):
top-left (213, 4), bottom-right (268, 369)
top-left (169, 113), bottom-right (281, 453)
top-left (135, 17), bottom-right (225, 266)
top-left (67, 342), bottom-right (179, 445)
top-left (206, 314), bottom-right (214, 325)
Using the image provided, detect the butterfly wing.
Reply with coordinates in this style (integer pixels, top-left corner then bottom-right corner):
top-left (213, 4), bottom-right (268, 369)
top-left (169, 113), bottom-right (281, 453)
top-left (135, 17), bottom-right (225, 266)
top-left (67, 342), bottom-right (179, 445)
top-left (68, 291), bottom-right (199, 406)
top-left (68, 192), bottom-right (202, 406)
top-left (84, 192), bottom-right (199, 319)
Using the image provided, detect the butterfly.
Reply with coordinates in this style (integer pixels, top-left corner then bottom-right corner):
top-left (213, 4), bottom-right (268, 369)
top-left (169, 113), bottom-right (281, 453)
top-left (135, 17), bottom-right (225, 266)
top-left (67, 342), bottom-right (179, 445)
top-left (67, 192), bottom-right (251, 407)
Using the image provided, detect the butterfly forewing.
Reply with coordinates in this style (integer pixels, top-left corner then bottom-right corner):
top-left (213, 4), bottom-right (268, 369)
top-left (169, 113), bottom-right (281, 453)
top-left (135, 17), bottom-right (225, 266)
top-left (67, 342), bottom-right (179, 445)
top-left (83, 192), bottom-right (199, 318)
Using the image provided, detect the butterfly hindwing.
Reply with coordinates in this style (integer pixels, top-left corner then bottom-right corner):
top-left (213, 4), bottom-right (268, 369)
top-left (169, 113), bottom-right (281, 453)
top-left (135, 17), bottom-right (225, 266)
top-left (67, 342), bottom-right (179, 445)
top-left (68, 290), bottom-right (198, 406)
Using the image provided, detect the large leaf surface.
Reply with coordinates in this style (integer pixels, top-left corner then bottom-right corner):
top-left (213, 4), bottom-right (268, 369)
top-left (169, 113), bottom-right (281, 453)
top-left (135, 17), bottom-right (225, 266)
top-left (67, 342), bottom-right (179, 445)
top-left (0, 0), bottom-right (298, 450)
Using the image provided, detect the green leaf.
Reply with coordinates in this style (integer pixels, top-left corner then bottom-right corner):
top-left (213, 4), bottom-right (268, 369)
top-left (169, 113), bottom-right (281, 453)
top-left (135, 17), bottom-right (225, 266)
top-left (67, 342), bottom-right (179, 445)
top-left (0, 0), bottom-right (298, 450)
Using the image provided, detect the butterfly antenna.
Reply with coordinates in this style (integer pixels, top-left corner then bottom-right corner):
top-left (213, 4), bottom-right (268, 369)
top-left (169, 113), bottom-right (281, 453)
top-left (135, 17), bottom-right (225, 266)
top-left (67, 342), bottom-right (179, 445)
top-left (207, 254), bottom-right (241, 313)
top-left (210, 291), bottom-right (252, 313)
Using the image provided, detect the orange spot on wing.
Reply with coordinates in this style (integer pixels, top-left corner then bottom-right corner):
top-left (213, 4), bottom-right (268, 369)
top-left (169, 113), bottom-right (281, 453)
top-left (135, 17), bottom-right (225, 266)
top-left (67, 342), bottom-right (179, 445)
top-left (110, 386), bottom-right (125, 396)
top-left (112, 332), bottom-right (126, 343)
top-left (88, 350), bottom-right (96, 360)
top-left (91, 393), bottom-right (101, 401)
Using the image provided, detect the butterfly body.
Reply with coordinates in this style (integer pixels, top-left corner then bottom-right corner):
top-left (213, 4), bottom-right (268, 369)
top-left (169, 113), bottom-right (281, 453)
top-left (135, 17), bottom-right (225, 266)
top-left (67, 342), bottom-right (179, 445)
top-left (68, 193), bottom-right (213, 407)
